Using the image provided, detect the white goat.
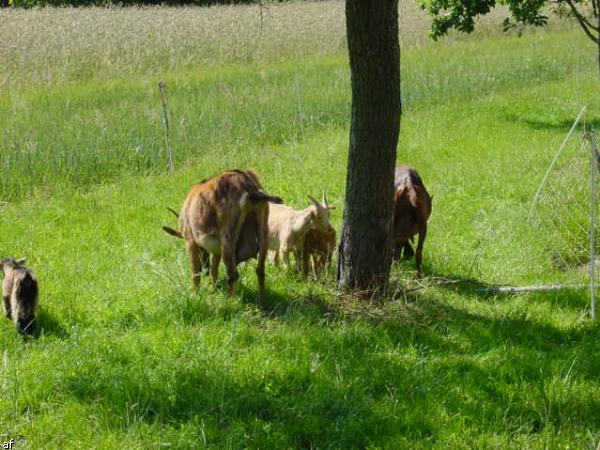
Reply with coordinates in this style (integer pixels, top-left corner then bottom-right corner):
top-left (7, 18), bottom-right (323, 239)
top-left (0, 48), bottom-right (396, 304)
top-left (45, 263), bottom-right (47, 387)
top-left (268, 194), bottom-right (335, 272)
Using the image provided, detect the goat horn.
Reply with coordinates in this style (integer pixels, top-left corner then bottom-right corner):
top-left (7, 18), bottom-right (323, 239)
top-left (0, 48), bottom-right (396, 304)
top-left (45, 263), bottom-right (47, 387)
top-left (167, 207), bottom-right (180, 219)
top-left (307, 194), bottom-right (320, 207)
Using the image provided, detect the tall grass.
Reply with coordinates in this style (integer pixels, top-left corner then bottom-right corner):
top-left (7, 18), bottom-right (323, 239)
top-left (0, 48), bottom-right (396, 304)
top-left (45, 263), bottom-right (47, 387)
top-left (0, 17), bottom-right (593, 201)
top-left (0, 1), bottom-right (577, 89)
top-left (0, 2), bottom-right (348, 88)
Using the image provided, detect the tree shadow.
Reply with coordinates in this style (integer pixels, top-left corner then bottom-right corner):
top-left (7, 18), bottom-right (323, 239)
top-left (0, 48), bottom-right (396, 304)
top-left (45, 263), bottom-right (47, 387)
top-left (405, 261), bottom-right (592, 311)
top-left (503, 112), bottom-right (600, 132)
top-left (63, 349), bottom-right (441, 447)
top-left (60, 260), bottom-right (600, 446)
top-left (60, 291), bottom-right (600, 446)
top-left (392, 261), bottom-right (514, 302)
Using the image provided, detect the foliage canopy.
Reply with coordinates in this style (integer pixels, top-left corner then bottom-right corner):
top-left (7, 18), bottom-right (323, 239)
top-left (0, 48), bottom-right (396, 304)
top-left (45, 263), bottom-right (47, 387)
top-left (421, 0), bottom-right (599, 46)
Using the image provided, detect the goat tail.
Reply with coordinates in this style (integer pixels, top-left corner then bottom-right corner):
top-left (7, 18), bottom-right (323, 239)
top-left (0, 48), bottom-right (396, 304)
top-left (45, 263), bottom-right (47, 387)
top-left (249, 191), bottom-right (283, 204)
top-left (162, 226), bottom-right (184, 239)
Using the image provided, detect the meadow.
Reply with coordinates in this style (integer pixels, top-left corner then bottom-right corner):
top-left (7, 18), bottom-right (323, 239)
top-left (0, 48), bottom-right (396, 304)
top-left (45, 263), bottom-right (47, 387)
top-left (1, 1), bottom-right (600, 448)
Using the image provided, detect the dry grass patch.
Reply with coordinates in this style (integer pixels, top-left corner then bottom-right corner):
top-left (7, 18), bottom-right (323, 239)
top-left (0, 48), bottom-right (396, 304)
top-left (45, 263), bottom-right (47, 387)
top-left (0, 0), bottom-right (576, 89)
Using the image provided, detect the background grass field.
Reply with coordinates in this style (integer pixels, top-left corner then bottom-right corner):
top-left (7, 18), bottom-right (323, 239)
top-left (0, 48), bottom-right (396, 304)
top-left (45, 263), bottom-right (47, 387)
top-left (1, 1), bottom-right (600, 448)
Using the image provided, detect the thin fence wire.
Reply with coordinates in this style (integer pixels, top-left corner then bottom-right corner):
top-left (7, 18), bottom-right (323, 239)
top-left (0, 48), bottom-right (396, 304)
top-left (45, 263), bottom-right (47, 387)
top-left (527, 109), bottom-right (599, 318)
top-left (158, 80), bottom-right (175, 175)
top-left (533, 140), bottom-right (591, 272)
top-left (529, 106), bottom-right (587, 217)
top-left (588, 129), bottom-right (598, 318)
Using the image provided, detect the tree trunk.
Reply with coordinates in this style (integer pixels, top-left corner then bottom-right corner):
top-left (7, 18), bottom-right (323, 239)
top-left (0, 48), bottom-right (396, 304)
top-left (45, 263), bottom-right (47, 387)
top-left (337, 0), bottom-right (401, 293)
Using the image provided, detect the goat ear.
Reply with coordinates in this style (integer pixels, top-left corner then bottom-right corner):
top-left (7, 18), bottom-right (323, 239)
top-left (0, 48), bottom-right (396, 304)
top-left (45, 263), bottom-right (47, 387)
top-left (307, 194), bottom-right (320, 207)
top-left (15, 258), bottom-right (26, 265)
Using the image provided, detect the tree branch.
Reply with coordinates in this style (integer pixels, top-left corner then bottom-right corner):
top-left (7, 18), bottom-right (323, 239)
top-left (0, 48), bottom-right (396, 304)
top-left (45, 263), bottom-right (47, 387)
top-left (565, 0), bottom-right (599, 43)
top-left (565, 0), bottom-right (599, 31)
top-left (592, 0), bottom-right (599, 21)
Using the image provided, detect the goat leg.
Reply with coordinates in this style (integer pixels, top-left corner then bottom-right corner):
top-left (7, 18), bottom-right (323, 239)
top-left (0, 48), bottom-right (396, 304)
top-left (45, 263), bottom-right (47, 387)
top-left (256, 205), bottom-right (269, 306)
top-left (200, 248), bottom-right (211, 275)
top-left (3, 295), bottom-right (11, 320)
top-left (210, 254), bottom-right (221, 291)
top-left (272, 250), bottom-right (280, 266)
top-left (302, 251), bottom-right (312, 278)
top-left (221, 235), bottom-right (239, 297)
top-left (186, 241), bottom-right (203, 289)
top-left (281, 247), bottom-right (292, 271)
top-left (415, 222), bottom-right (427, 277)
top-left (294, 242), bottom-right (305, 275)
top-left (392, 243), bottom-right (401, 261)
top-left (402, 241), bottom-right (415, 260)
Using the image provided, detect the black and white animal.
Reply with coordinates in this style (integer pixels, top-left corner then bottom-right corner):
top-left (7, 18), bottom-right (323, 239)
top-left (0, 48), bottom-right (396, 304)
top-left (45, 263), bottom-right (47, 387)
top-left (1, 257), bottom-right (39, 334)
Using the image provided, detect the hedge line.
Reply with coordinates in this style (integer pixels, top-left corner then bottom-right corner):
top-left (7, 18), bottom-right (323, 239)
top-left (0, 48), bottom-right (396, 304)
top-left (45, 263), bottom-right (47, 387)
top-left (4, 0), bottom-right (261, 7)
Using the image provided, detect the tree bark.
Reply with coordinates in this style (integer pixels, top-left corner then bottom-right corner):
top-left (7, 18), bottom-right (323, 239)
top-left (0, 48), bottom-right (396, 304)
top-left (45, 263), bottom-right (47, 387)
top-left (337, 0), bottom-right (401, 293)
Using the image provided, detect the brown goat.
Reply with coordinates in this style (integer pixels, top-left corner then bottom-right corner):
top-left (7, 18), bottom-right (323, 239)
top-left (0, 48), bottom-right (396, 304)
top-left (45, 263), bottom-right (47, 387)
top-left (1, 257), bottom-right (39, 334)
top-left (393, 164), bottom-right (432, 275)
top-left (302, 227), bottom-right (336, 279)
top-left (162, 169), bottom-right (282, 304)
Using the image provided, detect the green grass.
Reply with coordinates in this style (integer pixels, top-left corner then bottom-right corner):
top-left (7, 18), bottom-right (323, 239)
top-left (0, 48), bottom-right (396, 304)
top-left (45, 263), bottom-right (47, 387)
top-left (1, 2), bottom-right (600, 448)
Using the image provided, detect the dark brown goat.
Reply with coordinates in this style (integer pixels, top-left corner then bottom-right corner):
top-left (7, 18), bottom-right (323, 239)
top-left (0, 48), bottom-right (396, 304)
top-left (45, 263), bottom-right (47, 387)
top-left (162, 169), bottom-right (282, 304)
top-left (393, 164), bottom-right (432, 275)
top-left (301, 228), bottom-right (336, 279)
top-left (1, 257), bottom-right (39, 334)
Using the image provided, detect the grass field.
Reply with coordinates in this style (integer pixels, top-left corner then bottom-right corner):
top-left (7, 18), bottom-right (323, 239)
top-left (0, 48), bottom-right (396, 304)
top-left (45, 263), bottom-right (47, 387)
top-left (1, 1), bottom-right (600, 448)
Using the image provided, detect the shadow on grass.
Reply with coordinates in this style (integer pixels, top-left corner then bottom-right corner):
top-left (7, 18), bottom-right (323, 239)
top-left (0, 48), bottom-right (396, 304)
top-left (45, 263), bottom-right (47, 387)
top-left (62, 290), bottom-right (600, 446)
top-left (414, 271), bottom-right (505, 300)
top-left (64, 348), bottom-right (441, 447)
top-left (63, 262), bottom-right (600, 446)
top-left (34, 308), bottom-right (69, 339)
top-left (503, 113), bottom-right (600, 132)
top-left (390, 259), bottom-right (515, 302)
top-left (414, 262), bottom-right (592, 310)
top-left (7, 308), bottom-right (70, 340)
